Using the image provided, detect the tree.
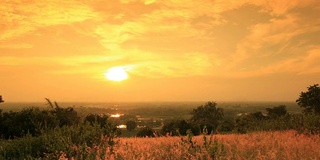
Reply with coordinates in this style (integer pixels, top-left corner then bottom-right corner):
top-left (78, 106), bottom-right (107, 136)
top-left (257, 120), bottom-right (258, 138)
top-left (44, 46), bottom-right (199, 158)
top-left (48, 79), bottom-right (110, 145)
top-left (296, 84), bottom-right (320, 114)
top-left (126, 120), bottom-right (137, 131)
top-left (266, 105), bottom-right (287, 118)
top-left (0, 107), bottom-right (59, 138)
top-left (84, 114), bottom-right (109, 128)
top-left (161, 120), bottom-right (176, 135)
top-left (53, 107), bottom-right (79, 127)
top-left (45, 99), bottom-right (80, 127)
top-left (190, 101), bottom-right (224, 134)
top-left (136, 127), bottom-right (154, 137)
top-left (217, 120), bottom-right (234, 133)
top-left (161, 119), bottom-right (198, 136)
top-left (0, 95), bottom-right (4, 103)
top-left (251, 112), bottom-right (266, 120)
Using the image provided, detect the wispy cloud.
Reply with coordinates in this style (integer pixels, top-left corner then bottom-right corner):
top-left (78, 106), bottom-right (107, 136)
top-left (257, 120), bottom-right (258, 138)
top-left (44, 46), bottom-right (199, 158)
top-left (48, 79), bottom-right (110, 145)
top-left (0, 43), bottom-right (33, 49)
top-left (221, 0), bottom-right (320, 77)
top-left (1, 0), bottom-right (319, 79)
top-left (0, 0), bottom-right (96, 40)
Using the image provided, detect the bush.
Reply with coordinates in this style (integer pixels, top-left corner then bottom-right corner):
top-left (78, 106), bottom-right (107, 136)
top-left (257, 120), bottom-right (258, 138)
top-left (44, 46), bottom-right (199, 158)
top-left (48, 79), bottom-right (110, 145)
top-left (0, 107), bottom-right (59, 138)
top-left (137, 127), bottom-right (155, 137)
top-left (0, 122), bottom-right (117, 159)
top-left (126, 120), bottom-right (137, 131)
top-left (84, 114), bottom-right (109, 128)
top-left (161, 119), bottom-right (199, 136)
top-left (53, 107), bottom-right (79, 127)
top-left (234, 113), bottom-right (320, 134)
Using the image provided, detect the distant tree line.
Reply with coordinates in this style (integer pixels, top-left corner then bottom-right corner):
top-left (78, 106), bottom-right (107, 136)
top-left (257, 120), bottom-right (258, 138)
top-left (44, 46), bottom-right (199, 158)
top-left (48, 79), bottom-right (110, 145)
top-left (136, 84), bottom-right (320, 137)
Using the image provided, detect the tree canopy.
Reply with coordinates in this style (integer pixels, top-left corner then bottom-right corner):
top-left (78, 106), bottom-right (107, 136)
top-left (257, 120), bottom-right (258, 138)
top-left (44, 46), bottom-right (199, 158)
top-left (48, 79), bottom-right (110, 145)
top-left (126, 120), bottom-right (137, 131)
top-left (266, 105), bottom-right (287, 118)
top-left (190, 101), bottom-right (224, 133)
top-left (0, 96), bottom-right (4, 103)
top-left (296, 84), bottom-right (320, 114)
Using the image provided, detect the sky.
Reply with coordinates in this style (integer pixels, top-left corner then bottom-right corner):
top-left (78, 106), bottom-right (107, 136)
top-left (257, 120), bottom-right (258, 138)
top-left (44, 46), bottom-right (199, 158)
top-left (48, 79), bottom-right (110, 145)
top-left (1, 0), bottom-right (320, 102)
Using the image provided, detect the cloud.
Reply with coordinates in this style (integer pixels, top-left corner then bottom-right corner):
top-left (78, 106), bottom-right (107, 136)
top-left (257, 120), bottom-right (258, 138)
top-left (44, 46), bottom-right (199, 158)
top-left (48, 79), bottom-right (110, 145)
top-left (261, 0), bottom-right (319, 15)
top-left (0, 43), bottom-right (33, 49)
top-left (94, 21), bottom-right (146, 51)
top-left (222, 0), bottom-right (320, 77)
top-left (0, 0), bottom-right (97, 40)
top-left (126, 51), bottom-right (215, 78)
top-left (1, 0), bottom-right (319, 81)
top-left (221, 46), bottom-right (320, 79)
top-left (90, 0), bottom-right (320, 79)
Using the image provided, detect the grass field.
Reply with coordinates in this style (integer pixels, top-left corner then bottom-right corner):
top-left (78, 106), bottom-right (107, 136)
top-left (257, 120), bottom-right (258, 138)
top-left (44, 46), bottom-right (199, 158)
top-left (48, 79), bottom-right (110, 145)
top-left (58, 130), bottom-right (320, 160)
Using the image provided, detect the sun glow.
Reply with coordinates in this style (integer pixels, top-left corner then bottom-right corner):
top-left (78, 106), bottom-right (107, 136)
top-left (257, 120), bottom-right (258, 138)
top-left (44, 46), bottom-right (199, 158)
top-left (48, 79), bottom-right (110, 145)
top-left (105, 67), bottom-right (128, 82)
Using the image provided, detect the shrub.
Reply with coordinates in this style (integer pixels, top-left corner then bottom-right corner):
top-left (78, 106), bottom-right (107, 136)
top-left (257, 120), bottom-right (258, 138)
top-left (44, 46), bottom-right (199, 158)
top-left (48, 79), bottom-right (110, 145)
top-left (0, 121), bottom-right (117, 159)
top-left (84, 114), bottom-right (109, 128)
top-left (137, 127), bottom-right (155, 137)
top-left (0, 107), bottom-right (59, 138)
top-left (126, 120), bottom-right (137, 131)
top-left (161, 119), bottom-right (199, 136)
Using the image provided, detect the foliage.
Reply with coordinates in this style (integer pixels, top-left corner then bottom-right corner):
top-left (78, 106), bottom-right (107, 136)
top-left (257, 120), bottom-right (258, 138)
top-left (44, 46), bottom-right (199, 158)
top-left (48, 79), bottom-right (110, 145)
top-left (126, 120), bottom-right (137, 131)
top-left (251, 111), bottom-right (267, 120)
top-left (0, 107), bottom-right (58, 138)
top-left (0, 99), bottom-right (120, 159)
top-left (53, 107), bottom-right (79, 127)
top-left (0, 95), bottom-right (4, 103)
top-left (234, 112), bottom-right (320, 134)
top-left (0, 121), bottom-right (118, 159)
top-left (161, 119), bottom-right (199, 136)
top-left (0, 105), bottom-right (81, 139)
top-left (289, 114), bottom-right (320, 134)
top-left (296, 84), bottom-right (320, 114)
top-left (217, 120), bottom-right (234, 133)
top-left (136, 127), bottom-right (155, 137)
top-left (190, 101), bottom-right (224, 134)
top-left (84, 114), bottom-right (109, 128)
top-left (266, 105), bottom-right (287, 118)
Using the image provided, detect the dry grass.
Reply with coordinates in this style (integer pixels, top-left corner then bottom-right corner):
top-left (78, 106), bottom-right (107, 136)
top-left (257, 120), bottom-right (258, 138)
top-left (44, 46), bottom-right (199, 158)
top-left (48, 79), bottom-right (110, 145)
top-left (62, 130), bottom-right (320, 160)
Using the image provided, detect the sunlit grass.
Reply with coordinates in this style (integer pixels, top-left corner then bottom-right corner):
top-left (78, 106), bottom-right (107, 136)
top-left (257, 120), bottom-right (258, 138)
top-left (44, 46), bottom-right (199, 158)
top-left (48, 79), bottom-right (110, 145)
top-left (57, 130), bottom-right (320, 159)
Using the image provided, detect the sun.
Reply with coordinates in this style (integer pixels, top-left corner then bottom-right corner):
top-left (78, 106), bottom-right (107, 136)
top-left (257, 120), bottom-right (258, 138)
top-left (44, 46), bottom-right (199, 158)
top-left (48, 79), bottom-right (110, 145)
top-left (105, 66), bottom-right (128, 82)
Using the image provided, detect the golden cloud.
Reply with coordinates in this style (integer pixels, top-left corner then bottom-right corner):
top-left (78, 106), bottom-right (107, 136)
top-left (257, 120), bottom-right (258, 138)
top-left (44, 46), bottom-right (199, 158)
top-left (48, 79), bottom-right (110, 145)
top-left (0, 0), bottom-right (97, 40)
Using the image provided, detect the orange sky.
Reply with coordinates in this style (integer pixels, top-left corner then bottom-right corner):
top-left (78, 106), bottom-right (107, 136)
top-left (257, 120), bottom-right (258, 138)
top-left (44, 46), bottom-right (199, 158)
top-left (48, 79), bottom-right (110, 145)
top-left (1, 0), bottom-right (320, 102)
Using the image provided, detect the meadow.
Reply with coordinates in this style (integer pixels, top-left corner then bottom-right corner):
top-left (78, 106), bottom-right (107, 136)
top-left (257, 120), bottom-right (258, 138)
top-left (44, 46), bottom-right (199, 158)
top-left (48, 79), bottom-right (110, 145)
top-left (58, 130), bottom-right (320, 160)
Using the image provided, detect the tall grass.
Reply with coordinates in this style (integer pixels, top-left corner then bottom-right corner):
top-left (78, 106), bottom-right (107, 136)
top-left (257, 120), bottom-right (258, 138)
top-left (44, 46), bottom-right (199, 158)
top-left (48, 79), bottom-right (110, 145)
top-left (1, 128), bottom-right (319, 159)
top-left (58, 130), bottom-right (320, 160)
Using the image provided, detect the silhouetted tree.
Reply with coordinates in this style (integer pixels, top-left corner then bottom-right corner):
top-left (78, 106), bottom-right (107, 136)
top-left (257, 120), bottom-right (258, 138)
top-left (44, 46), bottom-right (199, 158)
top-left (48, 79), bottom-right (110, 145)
top-left (44, 99), bottom-right (80, 127)
top-left (126, 120), bottom-right (137, 131)
top-left (161, 120), bottom-right (177, 136)
top-left (84, 114), bottom-right (109, 128)
top-left (0, 107), bottom-right (58, 138)
top-left (0, 95), bottom-right (4, 103)
top-left (52, 107), bottom-right (79, 127)
top-left (296, 84), bottom-right (320, 114)
top-left (161, 119), bottom-right (198, 136)
top-left (266, 105), bottom-right (287, 118)
top-left (176, 119), bottom-right (198, 135)
top-left (251, 112), bottom-right (266, 120)
top-left (136, 127), bottom-right (154, 137)
top-left (190, 101), bottom-right (224, 134)
top-left (217, 120), bottom-right (234, 133)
